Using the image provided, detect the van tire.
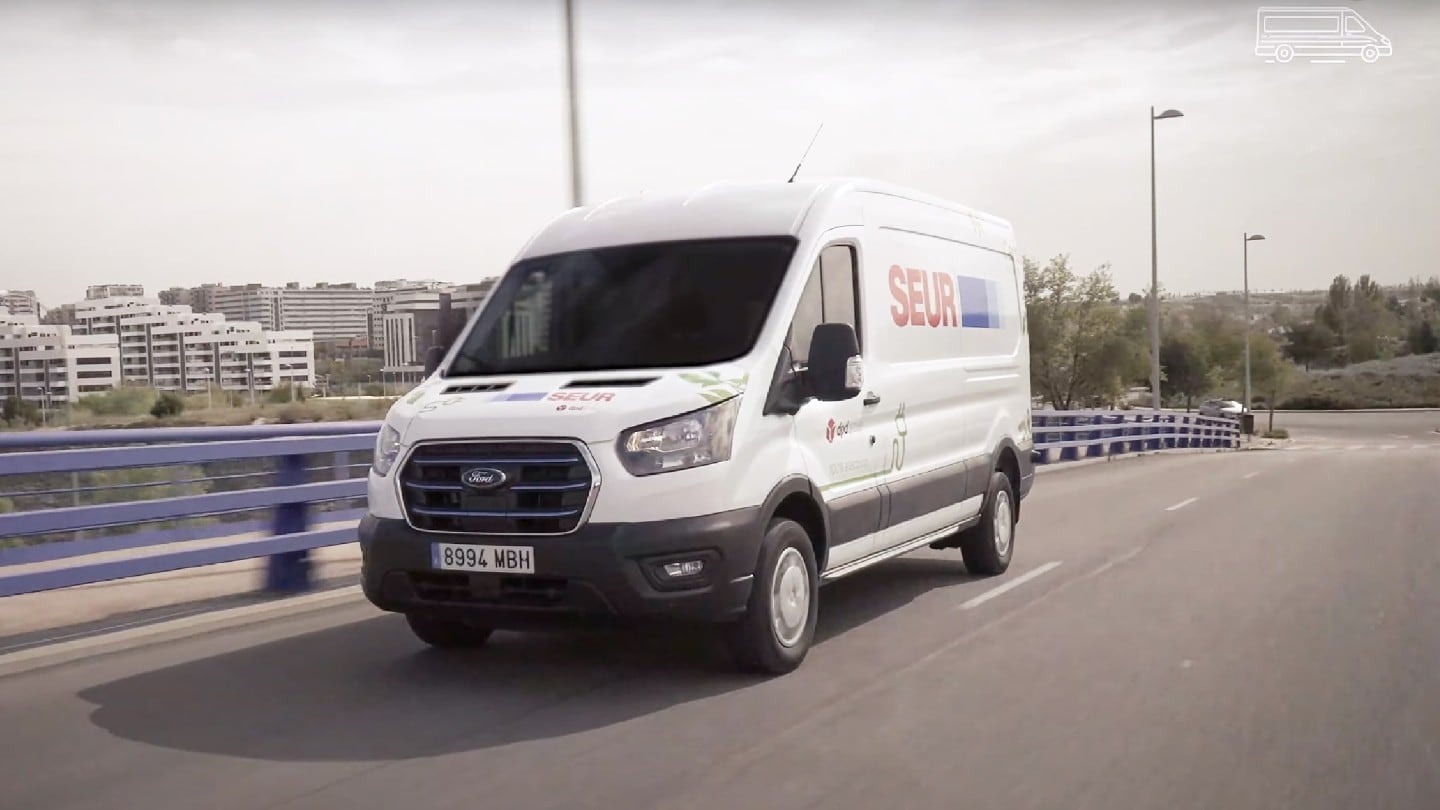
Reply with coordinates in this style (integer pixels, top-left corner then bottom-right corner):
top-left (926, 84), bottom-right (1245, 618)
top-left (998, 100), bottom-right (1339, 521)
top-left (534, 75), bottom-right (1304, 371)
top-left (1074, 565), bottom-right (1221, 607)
top-left (959, 470), bottom-right (1016, 577)
top-left (725, 517), bottom-right (819, 675)
top-left (404, 613), bottom-right (494, 648)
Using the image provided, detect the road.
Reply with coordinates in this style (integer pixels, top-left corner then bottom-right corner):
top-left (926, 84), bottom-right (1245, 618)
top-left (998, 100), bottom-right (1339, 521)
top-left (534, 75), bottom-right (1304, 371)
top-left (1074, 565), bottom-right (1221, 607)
top-left (2, 421), bottom-right (1439, 810)
top-left (1272, 409), bottom-right (1440, 448)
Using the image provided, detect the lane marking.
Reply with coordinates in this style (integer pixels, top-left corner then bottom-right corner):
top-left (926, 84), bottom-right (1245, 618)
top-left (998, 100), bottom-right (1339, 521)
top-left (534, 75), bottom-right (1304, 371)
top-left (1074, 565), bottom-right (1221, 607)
top-left (958, 561), bottom-right (1062, 610)
top-left (1166, 497), bottom-right (1199, 511)
top-left (1349, 445), bottom-right (1367, 451)
top-left (1242, 472), bottom-right (1259, 480)
top-left (1390, 434), bottom-right (1410, 440)
top-left (1413, 445), bottom-right (1428, 451)
top-left (1380, 445), bottom-right (1397, 451)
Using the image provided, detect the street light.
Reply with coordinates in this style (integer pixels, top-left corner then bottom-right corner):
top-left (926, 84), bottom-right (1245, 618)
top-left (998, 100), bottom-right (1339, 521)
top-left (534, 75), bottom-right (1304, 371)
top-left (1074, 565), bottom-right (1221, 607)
top-left (1149, 106), bottom-right (1184, 411)
top-left (562, 0), bottom-right (584, 208)
top-left (1243, 233), bottom-right (1267, 413)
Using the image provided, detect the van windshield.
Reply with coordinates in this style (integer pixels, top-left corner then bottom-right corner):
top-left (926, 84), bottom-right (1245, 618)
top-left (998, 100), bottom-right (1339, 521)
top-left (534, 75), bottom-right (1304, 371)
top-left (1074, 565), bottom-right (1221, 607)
top-left (445, 236), bottom-right (797, 376)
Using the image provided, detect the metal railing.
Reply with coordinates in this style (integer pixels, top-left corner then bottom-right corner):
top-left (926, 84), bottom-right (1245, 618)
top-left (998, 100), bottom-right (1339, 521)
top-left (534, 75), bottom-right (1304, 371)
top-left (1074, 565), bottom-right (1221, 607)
top-left (0, 422), bottom-right (380, 598)
top-left (0, 410), bottom-right (1239, 598)
top-left (1031, 409), bottom-right (1241, 463)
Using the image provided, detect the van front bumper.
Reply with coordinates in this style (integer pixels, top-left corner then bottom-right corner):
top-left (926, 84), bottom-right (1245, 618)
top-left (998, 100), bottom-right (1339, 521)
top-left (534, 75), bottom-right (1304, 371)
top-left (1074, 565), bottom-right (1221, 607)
top-left (359, 509), bottom-right (764, 629)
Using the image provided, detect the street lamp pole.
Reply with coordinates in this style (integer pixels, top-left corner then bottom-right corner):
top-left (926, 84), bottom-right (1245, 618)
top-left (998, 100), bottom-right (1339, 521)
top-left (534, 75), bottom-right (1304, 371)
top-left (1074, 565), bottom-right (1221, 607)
top-left (1149, 106), bottom-right (1184, 411)
top-left (563, 0), bottom-right (584, 208)
top-left (1243, 233), bottom-right (1267, 413)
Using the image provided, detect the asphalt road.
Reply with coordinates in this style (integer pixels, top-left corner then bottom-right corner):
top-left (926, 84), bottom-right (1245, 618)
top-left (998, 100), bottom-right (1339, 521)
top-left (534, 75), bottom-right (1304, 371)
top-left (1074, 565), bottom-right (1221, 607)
top-left (1273, 409), bottom-right (1440, 445)
top-left (3, 437), bottom-right (1439, 810)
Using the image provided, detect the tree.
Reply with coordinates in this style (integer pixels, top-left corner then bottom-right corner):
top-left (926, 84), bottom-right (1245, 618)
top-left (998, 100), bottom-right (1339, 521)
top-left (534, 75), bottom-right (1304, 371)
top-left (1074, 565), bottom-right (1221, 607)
top-left (1249, 333), bottom-right (1296, 435)
top-left (1160, 332), bottom-right (1212, 411)
top-left (1023, 254), bottom-right (1134, 410)
top-left (1284, 320), bottom-right (1338, 370)
top-left (1410, 320), bottom-right (1439, 355)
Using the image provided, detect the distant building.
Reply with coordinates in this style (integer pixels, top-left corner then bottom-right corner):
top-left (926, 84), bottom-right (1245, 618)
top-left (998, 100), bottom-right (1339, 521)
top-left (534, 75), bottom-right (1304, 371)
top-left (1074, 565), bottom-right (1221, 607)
top-left (209, 285), bottom-right (281, 331)
top-left (0, 318), bottom-right (121, 405)
top-left (378, 280), bottom-right (499, 384)
top-left (86, 284), bottom-right (145, 300)
top-left (276, 282), bottom-right (376, 343)
top-left (0, 290), bottom-right (40, 318)
top-left (71, 296), bottom-right (313, 395)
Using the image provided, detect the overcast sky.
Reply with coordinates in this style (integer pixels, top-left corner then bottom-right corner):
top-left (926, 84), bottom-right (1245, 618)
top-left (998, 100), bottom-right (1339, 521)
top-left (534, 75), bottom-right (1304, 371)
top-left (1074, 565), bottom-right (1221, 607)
top-left (1, 0), bottom-right (1437, 308)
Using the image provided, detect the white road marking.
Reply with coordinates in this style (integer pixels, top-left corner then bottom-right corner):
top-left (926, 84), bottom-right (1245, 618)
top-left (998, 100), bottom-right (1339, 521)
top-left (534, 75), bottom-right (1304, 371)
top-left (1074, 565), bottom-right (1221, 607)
top-left (1243, 472), bottom-right (1259, 480)
top-left (1413, 445), bottom-right (1428, 451)
top-left (1380, 445), bottom-right (1398, 451)
top-left (1166, 497), bottom-right (1199, 512)
top-left (1349, 445), bottom-right (1367, 451)
top-left (959, 561), bottom-right (1062, 610)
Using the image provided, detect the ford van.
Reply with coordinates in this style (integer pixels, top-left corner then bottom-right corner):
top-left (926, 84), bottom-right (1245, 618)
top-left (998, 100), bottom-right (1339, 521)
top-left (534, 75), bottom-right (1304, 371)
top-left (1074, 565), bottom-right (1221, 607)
top-left (360, 177), bottom-right (1034, 674)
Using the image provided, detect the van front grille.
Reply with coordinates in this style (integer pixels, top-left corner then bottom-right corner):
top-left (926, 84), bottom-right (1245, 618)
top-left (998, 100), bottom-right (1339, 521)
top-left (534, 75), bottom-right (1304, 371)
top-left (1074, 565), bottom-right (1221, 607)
top-left (399, 441), bottom-right (593, 534)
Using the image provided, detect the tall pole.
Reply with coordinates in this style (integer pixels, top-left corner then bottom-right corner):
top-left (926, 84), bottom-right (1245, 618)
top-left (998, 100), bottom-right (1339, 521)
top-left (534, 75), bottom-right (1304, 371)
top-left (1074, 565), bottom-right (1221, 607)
top-left (1243, 233), bottom-right (1252, 413)
top-left (563, 0), bottom-right (584, 208)
top-left (1148, 107), bottom-right (1161, 411)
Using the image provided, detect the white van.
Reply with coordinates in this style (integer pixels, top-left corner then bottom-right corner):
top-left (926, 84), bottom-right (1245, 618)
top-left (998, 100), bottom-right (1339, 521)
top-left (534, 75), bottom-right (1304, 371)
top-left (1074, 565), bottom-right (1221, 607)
top-left (361, 177), bottom-right (1034, 674)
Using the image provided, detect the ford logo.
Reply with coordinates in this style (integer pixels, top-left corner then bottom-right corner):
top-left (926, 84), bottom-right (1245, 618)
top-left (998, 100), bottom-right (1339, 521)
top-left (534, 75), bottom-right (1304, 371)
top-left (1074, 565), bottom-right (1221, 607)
top-left (460, 467), bottom-right (508, 491)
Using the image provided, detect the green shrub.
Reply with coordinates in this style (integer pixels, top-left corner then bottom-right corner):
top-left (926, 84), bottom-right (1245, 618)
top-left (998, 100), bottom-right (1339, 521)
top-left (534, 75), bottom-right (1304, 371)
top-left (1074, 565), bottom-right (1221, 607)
top-left (150, 392), bottom-right (187, 419)
top-left (1264, 428), bottom-right (1290, 439)
top-left (78, 386), bottom-right (158, 416)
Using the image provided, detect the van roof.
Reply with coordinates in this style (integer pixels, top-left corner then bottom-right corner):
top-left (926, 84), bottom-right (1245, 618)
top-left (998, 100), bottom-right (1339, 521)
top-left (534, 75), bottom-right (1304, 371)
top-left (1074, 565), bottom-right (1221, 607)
top-left (514, 177), bottom-right (1013, 261)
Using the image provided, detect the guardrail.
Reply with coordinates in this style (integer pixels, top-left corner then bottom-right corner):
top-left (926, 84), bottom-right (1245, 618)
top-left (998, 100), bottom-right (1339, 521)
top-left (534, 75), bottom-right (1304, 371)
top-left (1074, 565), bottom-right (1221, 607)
top-left (0, 422), bottom-right (381, 598)
top-left (1031, 409), bottom-right (1241, 464)
top-left (0, 410), bottom-right (1239, 598)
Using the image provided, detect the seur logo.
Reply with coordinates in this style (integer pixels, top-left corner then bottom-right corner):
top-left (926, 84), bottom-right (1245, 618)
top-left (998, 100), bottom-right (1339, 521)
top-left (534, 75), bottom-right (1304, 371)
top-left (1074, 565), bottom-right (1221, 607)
top-left (460, 467), bottom-right (508, 491)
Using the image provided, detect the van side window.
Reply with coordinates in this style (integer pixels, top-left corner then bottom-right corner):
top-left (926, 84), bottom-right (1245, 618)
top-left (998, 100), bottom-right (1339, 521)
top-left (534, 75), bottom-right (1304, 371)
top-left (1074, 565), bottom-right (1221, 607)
top-left (787, 244), bottom-right (861, 365)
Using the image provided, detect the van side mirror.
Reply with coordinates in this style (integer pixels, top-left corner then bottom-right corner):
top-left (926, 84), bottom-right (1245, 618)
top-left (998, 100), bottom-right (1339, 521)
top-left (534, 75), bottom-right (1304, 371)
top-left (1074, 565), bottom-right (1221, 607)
top-left (423, 345), bottom-right (448, 377)
top-left (806, 323), bottom-right (863, 402)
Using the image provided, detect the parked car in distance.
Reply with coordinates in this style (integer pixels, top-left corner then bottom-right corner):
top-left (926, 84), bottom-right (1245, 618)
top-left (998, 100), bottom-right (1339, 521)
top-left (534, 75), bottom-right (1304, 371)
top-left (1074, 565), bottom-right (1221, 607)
top-left (1197, 399), bottom-right (1245, 418)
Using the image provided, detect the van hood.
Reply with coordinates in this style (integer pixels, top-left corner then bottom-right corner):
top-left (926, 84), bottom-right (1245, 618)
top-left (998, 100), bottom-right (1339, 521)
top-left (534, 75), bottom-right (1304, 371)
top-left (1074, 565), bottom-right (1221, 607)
top-left (385, 365), bottom-right (753, 446)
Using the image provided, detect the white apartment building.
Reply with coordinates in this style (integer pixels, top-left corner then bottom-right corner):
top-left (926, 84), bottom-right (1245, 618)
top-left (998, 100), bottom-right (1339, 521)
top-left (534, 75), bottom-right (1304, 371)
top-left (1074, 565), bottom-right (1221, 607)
top-left (0, 316), bottom-right (121, 406)
top-left (276, 282), bottom-right (375, 342)
top-left (210, 285), bottom-right (281, 331)
top-left (86, 284), bottom-right (145, 300)
top-left (71, 297), bottom-right (314, 394)
top-left (0, 290), bottom-right (41, 318)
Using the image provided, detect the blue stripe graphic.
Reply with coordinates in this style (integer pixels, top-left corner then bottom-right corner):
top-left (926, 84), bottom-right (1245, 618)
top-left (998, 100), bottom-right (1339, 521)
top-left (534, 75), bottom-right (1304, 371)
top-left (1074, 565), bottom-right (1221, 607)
top-left (491, 391), bottom-right (549, 402)
top-left (955, 275), bottom-right (1000, 329)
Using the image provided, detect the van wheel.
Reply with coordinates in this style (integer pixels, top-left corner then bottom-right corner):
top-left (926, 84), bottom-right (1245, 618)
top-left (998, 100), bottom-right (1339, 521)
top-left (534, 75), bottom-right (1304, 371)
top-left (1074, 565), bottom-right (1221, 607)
top-left (405, 613), bottom-right (494, 648)
top-left (725, 518), bottom-right (819, 675)
top-left (959, 470), bottom-right (1016, 577)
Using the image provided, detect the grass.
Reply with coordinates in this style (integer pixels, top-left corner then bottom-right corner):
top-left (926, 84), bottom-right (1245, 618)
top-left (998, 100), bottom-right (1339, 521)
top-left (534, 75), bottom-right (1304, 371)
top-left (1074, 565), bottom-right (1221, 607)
top-left (1263, 428), bottom-right (1290, 439)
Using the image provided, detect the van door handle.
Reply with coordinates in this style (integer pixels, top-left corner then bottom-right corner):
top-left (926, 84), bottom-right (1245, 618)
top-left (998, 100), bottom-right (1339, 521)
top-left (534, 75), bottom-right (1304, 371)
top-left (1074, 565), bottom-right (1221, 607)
top-left (863, 391), bottom-right (882, 406)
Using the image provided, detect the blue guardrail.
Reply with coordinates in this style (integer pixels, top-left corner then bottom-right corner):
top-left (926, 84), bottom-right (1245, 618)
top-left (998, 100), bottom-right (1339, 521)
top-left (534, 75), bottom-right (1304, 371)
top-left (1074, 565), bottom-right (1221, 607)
top-left (0, 410), bottom-right (1238, 598)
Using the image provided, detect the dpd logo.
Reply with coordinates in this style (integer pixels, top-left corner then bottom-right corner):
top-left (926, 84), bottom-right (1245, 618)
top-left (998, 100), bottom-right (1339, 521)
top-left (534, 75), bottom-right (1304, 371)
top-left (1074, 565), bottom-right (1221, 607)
top-left (825, 418), bottom-right (852, 443)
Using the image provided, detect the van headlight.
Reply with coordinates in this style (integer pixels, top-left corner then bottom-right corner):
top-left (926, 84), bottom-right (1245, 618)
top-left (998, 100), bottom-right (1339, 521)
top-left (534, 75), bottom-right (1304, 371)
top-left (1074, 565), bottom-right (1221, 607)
top-left (372, 423), bottom-right (403, 477)
top-left (617, 397), bottom-right (740, 476)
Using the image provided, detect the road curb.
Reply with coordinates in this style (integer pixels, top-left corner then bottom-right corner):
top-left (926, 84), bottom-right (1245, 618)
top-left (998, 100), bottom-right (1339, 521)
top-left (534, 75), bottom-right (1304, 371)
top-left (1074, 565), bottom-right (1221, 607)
top-left (0, 585), bottom-right (364, 679)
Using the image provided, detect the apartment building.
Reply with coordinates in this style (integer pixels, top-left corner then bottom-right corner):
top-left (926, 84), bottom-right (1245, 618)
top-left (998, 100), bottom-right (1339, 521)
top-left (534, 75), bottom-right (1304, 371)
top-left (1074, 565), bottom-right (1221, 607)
top-left (0, 315), bottom-right (121, 405)
top-left (0, 290), bottom-right (41, 318)
top-left (377, 280), bottom-right (500, 384)
top-left (275, 282), bottom-right (375, 342)
top-left (209, 285), bottom-right (281, 331)
top-left (71, 296), bottom-right (313, 394)
top-left (86, 284), bottom-right (145, 300)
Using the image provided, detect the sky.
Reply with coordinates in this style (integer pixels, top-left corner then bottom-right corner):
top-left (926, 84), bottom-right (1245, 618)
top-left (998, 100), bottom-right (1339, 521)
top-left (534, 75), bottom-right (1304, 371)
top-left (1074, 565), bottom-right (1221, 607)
top-left (1, 0), bottom-right (1437, 309)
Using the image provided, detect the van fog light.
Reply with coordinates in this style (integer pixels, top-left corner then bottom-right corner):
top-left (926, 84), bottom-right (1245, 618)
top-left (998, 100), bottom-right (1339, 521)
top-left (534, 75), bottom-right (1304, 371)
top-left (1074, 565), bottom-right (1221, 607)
top-left (662, 560), bottom-right (706, 578)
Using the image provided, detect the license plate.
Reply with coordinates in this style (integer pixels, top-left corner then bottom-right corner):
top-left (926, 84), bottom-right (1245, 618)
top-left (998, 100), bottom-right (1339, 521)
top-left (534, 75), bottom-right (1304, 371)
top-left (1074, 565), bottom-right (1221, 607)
top-left (431, 543), bottom-right (535, 574)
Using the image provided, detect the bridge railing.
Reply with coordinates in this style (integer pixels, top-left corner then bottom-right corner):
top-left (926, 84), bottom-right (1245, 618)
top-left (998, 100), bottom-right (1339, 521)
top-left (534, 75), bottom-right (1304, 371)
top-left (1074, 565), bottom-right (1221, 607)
top-left (0, 422), bottom-right (381, 598)
top-left (1031, 409), bottom-right (1241, 464)
top-left (1, 410), bottom-right (1239, 598)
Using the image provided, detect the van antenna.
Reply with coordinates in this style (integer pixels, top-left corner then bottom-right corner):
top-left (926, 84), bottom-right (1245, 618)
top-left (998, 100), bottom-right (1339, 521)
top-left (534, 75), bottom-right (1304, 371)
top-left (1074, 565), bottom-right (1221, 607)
top-left (787, 123), bottom-right (824, 183)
